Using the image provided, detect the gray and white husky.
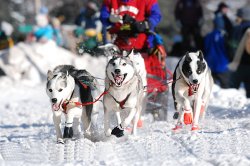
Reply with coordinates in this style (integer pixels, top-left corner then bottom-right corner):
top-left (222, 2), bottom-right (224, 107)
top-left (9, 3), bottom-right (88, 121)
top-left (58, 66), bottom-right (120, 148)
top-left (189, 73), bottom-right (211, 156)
top-left (172, 51), bottom-right (213, 131)
top-left (46, 65), bottom-right (99, 143)
top-left (103, 51), bottom-right (144, 137)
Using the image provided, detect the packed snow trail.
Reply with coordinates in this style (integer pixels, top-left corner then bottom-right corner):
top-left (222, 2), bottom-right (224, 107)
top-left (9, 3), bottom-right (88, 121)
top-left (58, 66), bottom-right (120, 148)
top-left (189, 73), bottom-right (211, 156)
top-left (0, 76), bottom-right (250, 165)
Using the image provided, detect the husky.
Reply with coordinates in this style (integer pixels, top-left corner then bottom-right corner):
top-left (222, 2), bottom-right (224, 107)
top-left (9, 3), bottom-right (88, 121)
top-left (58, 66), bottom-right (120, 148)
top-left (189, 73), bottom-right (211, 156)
top-left (103, 51), bottom-right (144, 137)
top-left (172, 51), bottom-right (213, 131)
top-left (46, 65), bottom-right (99, 143)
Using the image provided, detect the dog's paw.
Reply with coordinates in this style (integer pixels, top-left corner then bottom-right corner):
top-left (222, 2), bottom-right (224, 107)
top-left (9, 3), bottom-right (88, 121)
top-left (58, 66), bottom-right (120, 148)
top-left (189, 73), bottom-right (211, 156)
top-left (63, 126), bottom-right (73, 138)
top-left (111, 125), bottom-right (124, 137)
top-left (191, 125), bottom-right (199, 131)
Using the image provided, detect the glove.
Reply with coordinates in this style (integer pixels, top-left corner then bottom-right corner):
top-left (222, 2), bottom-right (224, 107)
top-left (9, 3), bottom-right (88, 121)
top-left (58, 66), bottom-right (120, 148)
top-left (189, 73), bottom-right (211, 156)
top-left (132, 21), bottom-right (150, 33)
top-left (111, 124), bottom-right (124, 137)
top-left (109, 14), bottom-right (123, 23)
top-left (109, 8), bottom-right (123, 23)
top-left (123, 14), bottom-right (136, 24)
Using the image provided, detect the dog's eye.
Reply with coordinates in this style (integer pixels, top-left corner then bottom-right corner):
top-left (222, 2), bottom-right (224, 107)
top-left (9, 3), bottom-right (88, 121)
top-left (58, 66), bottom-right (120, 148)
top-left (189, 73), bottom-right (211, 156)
top-left (49, 89), bottom-right (52, 92)
top-left (122, 63), bottom-right (126, 66)
top-left (197, 70), bottom-right (201, 74)
top-left (58, 89), bottom-right (63, 92)
top-left (112, 63), bottom-right (116, 66)
top-left (188, 70), bottom-right (192, 74)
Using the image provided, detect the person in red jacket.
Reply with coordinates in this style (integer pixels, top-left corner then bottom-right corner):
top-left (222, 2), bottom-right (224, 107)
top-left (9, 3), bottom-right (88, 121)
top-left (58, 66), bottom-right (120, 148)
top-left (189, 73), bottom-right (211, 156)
top-left (100, 0), bottom-right (162, 51)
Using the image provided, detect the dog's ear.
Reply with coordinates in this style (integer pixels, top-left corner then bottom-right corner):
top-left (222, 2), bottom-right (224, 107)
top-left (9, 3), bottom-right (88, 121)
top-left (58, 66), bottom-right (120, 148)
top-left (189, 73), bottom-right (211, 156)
top-left (184, 52), bottom-right (192, 62)
top-left (47, 70), bottom-right (54, 81)
top-left (126, 49), bottom-right (134, 60)
top-left (197, 50), bottom-right (204, 61)
top-left (106, 55), bottom-right (114, 62)
top-left (122, 50), bottom-right (127, 57)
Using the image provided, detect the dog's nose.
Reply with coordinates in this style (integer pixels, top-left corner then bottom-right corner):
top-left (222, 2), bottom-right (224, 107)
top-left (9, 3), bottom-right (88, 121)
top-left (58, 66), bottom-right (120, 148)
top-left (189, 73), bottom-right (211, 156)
top-left (51, 98), bottom-right (57, 103)
top-left (193, 79), bottom-right (198, 84)
top-left (114, 69), bottom-right (121, 74)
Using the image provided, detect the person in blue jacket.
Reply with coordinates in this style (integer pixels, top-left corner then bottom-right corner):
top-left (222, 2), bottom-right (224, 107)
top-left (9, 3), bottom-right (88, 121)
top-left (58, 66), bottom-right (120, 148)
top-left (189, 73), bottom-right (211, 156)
top-left (204, 3), bottom-right (232, 88)
top-left (34, 14), bottom-right (54, 43)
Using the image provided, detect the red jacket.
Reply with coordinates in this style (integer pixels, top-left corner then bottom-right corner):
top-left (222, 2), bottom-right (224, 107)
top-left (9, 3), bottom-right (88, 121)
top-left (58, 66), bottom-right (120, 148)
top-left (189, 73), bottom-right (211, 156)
top-left (100, 0), bottom-right (162, 50)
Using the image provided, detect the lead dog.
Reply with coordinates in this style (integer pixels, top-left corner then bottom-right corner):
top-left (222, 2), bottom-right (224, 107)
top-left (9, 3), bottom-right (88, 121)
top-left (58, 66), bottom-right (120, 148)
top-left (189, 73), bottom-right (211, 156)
top-left (103, 51), bottom-right (144, 137)
top-left (172, 51), bottom-right (213, 131)
top-left (46, 65), bottom-right (99, 143)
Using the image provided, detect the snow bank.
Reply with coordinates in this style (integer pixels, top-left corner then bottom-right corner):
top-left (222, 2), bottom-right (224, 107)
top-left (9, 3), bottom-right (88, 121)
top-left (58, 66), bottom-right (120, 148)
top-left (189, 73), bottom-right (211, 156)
top-left (0, 41), bottom-right (107, 86)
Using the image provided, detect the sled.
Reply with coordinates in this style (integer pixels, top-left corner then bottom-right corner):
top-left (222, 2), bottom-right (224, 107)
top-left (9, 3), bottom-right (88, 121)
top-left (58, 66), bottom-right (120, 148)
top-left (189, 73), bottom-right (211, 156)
top-left (142, 33), bottom-right (172, 121)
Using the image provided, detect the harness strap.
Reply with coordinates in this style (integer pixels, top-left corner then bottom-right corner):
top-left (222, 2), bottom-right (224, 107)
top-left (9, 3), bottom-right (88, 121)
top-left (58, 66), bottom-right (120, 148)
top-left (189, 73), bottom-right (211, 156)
top-left (111, 93), bottom-right (131, 109)
top-left (62, 80), bottom-right (110, 113)
top-left (62, 90), bottom-right (75, 113)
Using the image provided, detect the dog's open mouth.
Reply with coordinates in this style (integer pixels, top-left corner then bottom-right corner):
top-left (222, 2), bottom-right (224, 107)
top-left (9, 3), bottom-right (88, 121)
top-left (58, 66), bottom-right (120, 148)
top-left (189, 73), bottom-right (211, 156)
top-left (190, 84), bottom-right (200, 93)
top-left (112, 73), bottom-right (127, 86)
top-left (52, 99), bottom-right (63, 111)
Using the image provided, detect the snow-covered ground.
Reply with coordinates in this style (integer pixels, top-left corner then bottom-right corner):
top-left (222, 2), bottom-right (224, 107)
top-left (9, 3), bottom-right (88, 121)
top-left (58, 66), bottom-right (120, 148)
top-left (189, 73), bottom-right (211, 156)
top-left (0, 48), bottom-right (250, 165)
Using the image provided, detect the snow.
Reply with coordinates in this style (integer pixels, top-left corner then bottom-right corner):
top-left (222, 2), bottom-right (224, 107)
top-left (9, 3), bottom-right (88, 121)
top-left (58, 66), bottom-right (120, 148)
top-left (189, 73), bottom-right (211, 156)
top-left (1, 45), bottom-right (250, 165)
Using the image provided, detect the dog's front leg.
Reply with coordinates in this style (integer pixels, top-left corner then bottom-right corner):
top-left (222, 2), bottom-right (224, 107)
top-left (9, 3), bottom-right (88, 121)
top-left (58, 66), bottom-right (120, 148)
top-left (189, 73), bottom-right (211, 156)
top-left (132, 109), bottom-right (141, 136)
top-left (53, 111), bottom-right (63, 143)
top-left (175, 90), bottom-right (192, 124)
top-left (192, 96), bottom-right (203, 131)
top-left (104, 106), bottom-right (112, 137)
top-left (64, 107), bottom-right (82, 138)
top-left (115, 111), bottom-right (122, 125)
top-left (122, 108), bottom-right (137, 128)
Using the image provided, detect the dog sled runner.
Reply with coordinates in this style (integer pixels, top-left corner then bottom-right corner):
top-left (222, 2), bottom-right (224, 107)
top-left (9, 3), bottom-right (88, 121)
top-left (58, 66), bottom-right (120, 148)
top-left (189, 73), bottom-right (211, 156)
top-left (142, 32), bottom-right (172, 121)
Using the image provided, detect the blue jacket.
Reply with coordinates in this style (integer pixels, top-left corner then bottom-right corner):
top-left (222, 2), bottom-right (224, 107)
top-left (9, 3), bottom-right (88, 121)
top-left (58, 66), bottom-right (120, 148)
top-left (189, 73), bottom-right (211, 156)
top-left (34, 25), bottom-right (54, 40)
top-left (204, 29), bottom-right (229, 73)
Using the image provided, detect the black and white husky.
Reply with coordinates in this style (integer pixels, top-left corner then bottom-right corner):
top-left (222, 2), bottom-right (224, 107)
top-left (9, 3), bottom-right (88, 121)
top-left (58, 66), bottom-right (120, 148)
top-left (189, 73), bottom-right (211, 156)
top-left (103, 51), bottom-right (144, 137)
top-left (46, 65), bottom-right (99, 143)
top-left (172, 51), bottom-right (213, 131)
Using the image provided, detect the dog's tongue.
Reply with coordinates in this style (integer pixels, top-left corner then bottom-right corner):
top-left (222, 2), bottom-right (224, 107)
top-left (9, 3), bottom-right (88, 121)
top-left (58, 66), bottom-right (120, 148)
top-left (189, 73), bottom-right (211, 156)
top-left (115, 75), bottom-right (123, 84)
top-left (52, 104), bottom-right (60, 111)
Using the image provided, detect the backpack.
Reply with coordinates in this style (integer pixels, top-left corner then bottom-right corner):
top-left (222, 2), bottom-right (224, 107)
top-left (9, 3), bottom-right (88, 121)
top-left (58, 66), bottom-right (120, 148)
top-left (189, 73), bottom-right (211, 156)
top-left (245, 28), bottom-right (250, 55)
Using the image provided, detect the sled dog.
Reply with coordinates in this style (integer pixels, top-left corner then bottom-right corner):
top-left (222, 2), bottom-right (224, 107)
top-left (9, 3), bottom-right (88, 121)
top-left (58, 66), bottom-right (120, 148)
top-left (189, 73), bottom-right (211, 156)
top-left (172, 51), bottom-right (213, 131)
top-left (103, 51), bottom-right (144, 137)
top-left (46, 65), bottom-right (99, 143)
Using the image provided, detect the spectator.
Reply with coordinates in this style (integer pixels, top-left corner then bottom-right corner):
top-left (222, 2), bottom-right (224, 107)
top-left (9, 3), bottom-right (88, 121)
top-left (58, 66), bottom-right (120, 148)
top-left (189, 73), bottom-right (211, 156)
top-left (203, 2), bottom-right (233, 89)
top-left (75, 1), bottom-right (102, 50)
top-left (214, 2), bottom-right (233, 36)
top-left (0, 21), bottom-right (14, 50)
top-left (174, 0), bottom-right (203, 51)
top-left (228, 6), bottom-right (250, 98)
top-left (204, 26), bottom-right (230, 88)
top-left (51, 17), bottom-right (64, 46)
top-left (75, 1), bottom-right (102, 34)
top-left (33, 14), bottom-right (54, 43)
